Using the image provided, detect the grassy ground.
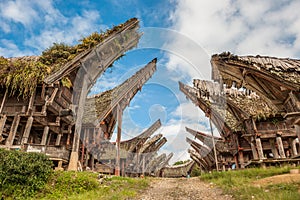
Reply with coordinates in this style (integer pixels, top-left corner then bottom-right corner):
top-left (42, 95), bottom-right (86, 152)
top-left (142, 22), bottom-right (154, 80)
top-left (200, 166), bottom-right (300, 200)
top-left (34, 171), bottom-right (149, 200)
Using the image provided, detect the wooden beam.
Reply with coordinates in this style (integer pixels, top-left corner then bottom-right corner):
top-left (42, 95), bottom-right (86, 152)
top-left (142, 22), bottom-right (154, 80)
top-left (41, 126), bottom-right (49, 145)
top-left (115, 104), bottom-right (122, 176)
top-left (296, 125), bottom-right (300, 142)
top-left (0, 89), bottom-right (8, 114)
top-left (270, 139), bottom-right (279, 159)
top-left (250, 138), bottom-right (259, 160)
top-left (55, 133), bottom-right (62, 146)
top-left (0, 115), bottom-right (7, 137)
top-left (255, 138), bottom-right (265, 159)
top-left (5, 115), bottom-right (21, 147)
top-left (238, 150), bottom-right (244, 168)
top-left (68, 77), bottom-right (88, 171)
top-left (276, 136), bottom-right (286, 158)
top-left (21, 116), bottom-right (34, 144)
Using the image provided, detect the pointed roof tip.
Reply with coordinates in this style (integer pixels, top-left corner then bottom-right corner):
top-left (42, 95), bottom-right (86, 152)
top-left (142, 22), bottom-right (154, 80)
top-left (152, 58), bottom-right (157, 63)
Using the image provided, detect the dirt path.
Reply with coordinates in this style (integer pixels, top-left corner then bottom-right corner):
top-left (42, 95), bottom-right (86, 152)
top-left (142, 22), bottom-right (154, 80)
top-left (136, 177), bottom-right (233, 200)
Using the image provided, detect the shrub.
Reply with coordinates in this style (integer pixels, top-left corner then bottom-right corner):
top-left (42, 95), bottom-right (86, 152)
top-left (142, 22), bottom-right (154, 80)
top-left (0, 149), bottom-right (53, 199)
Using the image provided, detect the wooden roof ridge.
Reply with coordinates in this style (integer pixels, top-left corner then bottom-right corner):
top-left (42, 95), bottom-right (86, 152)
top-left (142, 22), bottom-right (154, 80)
top-left (185, 127), bottom-right (222, 141)
top-left (83, 58), bottom-right (157, 125)
top-left (186, 137), bottom-right (210, 152)
top-left (139, 133), bottom-right (163, 153)
top-left (44, 18), bottom-right (140, 84)
top-left (211, 52), bottom-right (300, 86)
top-left (188, 148), bottom-right (209, 170)
top-left (120, 119), bottom-right (161, 144)
top-left (213, 51), bottom-right (300, 71)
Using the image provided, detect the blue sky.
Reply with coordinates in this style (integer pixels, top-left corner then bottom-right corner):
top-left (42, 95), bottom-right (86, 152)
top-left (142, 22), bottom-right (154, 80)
top-left (1, 0), bottom-right (300, 163)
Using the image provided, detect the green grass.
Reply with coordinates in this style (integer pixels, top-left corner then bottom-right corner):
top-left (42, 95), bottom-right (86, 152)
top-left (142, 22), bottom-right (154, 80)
top-left (34, 172), bottom-right (149, 200)
top-left (201, 166), bottom-right (300, 200)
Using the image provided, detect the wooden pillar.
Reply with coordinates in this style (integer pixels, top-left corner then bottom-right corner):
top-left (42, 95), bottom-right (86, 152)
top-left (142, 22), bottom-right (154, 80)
top-left (270, 139), bottom-right (279, 159)
top-left (288, 138), bottom-right (294, 157)
top-left (255, 138), bottom-right (264, 159)
top-left (0, 115), bottom-right (7, 137)
top-left (55, 133), bottom-right (62, 146)
top-left (250, 139), bottom-right (259, 159)
top-left (0, 89), bottom-right (8, 114)
top-left (89, 155), bottom-right (94, 171)
top-left (238, 151), bottom-right (244, 168)
top-left (84, 152), bottom-right (89, 168)
top-left (143, 155), bottom-right (146, 175)
top-left (80, 129), bottom-right (86, 165)
top-left (41, 126), bottom-right (49, 145)
top-left (292, 139), bottom-right (298, 156)
top-left (296, 125), bottom-right (300, 142)
top-left (121, 159), bottom-right (125, 176)
top-left (21, 116), bottom-right (34, 144)
top-left (68, 79), bottom-right (88, 171)
top-left (276, 136), bottom-right (286, 158)
top-left (47, 132), bottom-right (52, 145)
top-left (66, 125), bottom-right (72, 148)
top-left (115, 105), bottom-right (122, 176)
top-left (5, 115), bottom-right (20, 147)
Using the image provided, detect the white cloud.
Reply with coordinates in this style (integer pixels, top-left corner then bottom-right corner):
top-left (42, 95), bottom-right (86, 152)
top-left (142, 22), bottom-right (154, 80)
top-left (0, 39), bottom-right (34, 57)
top-left (0, 0), bottom-right (39, 26)
top-left (0, 0), bottom-right (104, 56)
top-left (168, 0), bottom-right (300, 61)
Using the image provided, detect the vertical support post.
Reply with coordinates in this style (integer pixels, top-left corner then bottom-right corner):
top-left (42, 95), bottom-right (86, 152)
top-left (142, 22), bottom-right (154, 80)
top-left (270, 139), bottom-right (279, 158)
top-left (68, 77), bottom-right (88, 171)
top-left (5, 115), bottom-right (21, 147)
top-left (0, 115), bottom-right (7, 137)
top-left (255, 137), bottom-right (264, 159)
top-left (0, 89), bottom-right (8, 114)
top-left (88, 154), bottom-right (93, 170)
top-left (115, 104), bottom-right (122, 176)
top-left (84, 152), bottom-right (89, 168)
top-left (21, 116), bottom-right (34, 144)
top-left (55, 133), bottom-right (62, 146)
top-left (80, 129), bottom-right (86, 165)
top-left (41, 126), bottom-right (49, 145)
top-left (66, 125), bottom-right (72, 148)
top-left (238, 151), bottom-right (244, 168)
top-left (121, 159), bottom-right (125, 176)
top-left (292, 139), bottom-right (298, 156)
top-left (209, 117), bottom-right (219, 171)
top-left (250, 138), bottom-right (259, 160)
top-left (276, 136), bottom-right (286, 158)
top-left (296, 125), bottom-right (300, 143)
top-left (142, 155), bottom-right (145, 176)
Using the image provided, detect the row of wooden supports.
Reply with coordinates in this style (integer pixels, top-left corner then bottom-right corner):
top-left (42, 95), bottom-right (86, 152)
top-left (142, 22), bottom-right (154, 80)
top-left (0, 113), bottom-right (70, 149)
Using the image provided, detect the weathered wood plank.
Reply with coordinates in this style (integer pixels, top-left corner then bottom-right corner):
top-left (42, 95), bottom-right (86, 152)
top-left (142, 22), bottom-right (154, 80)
top-left (5, 115), bottom-right (20, 147)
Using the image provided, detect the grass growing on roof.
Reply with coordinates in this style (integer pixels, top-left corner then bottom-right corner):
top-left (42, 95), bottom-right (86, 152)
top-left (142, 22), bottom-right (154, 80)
top-left (0, 18), bottom-right (137, 98)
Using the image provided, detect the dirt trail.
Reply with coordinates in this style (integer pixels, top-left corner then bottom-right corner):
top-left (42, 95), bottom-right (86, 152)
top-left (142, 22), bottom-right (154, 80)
top-left (136, 177), bottom-right (233, 200)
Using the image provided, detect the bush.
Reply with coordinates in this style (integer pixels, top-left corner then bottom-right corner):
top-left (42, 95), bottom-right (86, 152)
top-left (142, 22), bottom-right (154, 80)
top-left (0, 149), bottom-right (53, 199)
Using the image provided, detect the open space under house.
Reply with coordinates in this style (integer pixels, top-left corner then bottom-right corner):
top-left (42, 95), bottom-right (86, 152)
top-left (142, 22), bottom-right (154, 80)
top-left (181, 52), bottom-right (300, 172)
top-left (0, 18), bottom-right (171, 176)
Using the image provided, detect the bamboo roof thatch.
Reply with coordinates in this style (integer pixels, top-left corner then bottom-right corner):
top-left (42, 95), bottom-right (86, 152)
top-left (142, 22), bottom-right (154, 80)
top-left (193, 79), bottom-right (278, 120)
top-left (83, 58), bottom-right (157, 125)
top-left (211, 52), bottom-right (300, 86)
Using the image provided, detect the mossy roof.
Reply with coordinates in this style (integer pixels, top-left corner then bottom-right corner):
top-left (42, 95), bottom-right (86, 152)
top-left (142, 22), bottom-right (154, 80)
top-left (0, 18), bottom-right (138, 98)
